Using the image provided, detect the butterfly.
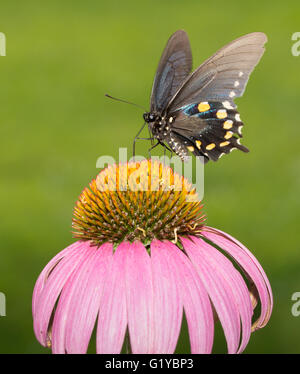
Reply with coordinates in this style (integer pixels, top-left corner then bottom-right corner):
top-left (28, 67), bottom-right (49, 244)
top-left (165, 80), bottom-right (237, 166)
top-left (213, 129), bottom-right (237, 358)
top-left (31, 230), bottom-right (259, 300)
top-left (142, 30), bottom-right (267, 163)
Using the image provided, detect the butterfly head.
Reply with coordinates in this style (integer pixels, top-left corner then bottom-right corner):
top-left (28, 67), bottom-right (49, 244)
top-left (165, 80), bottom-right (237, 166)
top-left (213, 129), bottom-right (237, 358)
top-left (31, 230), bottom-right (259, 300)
top-left (143, 112), bottom-right (169, 138)
top-left (143, 112), bottom-right (158, 123)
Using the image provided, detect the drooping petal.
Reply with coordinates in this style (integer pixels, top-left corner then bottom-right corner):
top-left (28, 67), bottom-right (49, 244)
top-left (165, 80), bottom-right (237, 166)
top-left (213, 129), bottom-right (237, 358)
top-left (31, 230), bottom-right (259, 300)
top-left (122, 241), bottom-right (154, 354)
top-left (162, 241), bottom-right (214, 354)
top-left (150, 240), bottom-right (183, 353)
top-left (203, 227), bottom-right (273, 330)
top-left (183, 236), bottom-right (253, 353)
top-left (32, 241), bottom-right (83, 315)
top-left (33, 241), bottom-right (90, 347)
top-left (51, 245), bottom-right (101, 353)
top-left (181, 236), bottom-right (242, 354)
top-left (96, 243), bottom-right (127, 354)
top-left (64, 243), bottom-right (113, 353)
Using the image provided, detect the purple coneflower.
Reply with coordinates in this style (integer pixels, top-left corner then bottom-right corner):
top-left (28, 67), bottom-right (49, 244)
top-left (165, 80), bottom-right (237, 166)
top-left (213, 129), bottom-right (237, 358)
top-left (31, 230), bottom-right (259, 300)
top-left (32, 160), bottom-right (272, 354)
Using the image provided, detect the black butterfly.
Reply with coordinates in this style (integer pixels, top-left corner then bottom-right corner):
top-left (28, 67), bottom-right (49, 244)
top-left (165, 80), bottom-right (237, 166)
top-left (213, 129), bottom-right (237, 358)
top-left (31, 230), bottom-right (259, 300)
top-left (142, 30), bottom-right (267, 163)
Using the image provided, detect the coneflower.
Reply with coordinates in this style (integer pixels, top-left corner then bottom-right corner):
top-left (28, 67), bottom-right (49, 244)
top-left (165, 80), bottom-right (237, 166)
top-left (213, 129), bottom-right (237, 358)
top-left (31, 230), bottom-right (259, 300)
top-left (32, 159), bottom-right (272, 354)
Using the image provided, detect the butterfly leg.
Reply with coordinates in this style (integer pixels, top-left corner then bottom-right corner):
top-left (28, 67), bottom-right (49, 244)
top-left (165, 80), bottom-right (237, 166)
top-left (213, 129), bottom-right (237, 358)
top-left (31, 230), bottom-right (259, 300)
top-left (162, 143), bottom-right (174, 163)
top-left (133, 122), bottom-right (147, 157)
top-left (133, 122), bottom-right (155, 157)
top-left (148, 141), bottom-right (173, 159)
top-left (148, 127), bottom-right (154, 146)
top-left (162, 142), bottom-right (173, 154)
top-left (148, 142), bottom-right (160, 158)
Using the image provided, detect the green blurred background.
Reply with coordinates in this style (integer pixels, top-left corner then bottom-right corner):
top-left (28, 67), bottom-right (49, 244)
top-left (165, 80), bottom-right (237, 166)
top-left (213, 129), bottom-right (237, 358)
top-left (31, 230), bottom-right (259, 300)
top-left (0, 0), bottom-right (299, 353)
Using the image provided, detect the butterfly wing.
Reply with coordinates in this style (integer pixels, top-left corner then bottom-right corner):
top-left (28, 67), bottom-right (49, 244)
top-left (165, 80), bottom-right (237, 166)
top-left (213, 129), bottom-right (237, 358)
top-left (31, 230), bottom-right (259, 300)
top-left (167, 32), bottom-right (267, 111)
top-left (150, 30), bottom-right (192, 113)
top-left (169, 101), bottom-right (248, 162)
top-left (165, 32), bottom-right (267, 162)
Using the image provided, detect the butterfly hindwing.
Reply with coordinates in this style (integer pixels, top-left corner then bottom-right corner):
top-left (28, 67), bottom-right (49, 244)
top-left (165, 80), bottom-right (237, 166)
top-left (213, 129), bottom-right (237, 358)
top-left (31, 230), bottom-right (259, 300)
top-left (169, 100), bottom-right (248, 161)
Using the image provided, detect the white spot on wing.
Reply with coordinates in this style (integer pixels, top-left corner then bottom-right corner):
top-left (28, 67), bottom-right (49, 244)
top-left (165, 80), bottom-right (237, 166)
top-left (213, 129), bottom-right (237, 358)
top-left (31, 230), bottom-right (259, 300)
top-left (222, 101), bottom-right (234, 109)
top-left (235, 113), bottom-right (241, 122)
top-left (229, 91), bottom-right (236, 98)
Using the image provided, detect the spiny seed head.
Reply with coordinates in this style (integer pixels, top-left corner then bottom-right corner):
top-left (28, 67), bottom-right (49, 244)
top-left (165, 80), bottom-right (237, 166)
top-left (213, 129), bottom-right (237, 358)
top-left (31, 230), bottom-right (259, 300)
top-left (72, 159), bottom-right (205, 247)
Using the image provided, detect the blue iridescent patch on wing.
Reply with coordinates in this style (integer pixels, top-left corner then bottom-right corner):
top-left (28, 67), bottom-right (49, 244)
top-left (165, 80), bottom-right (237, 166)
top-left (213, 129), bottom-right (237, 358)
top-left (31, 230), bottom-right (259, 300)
top-left (181, 102), bottom-right (219, 119)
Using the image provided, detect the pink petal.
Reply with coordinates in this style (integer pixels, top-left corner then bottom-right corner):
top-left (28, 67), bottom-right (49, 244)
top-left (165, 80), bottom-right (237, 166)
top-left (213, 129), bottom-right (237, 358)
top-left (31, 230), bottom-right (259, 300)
top-left (181, 236), bottom-right (242, 354)
top-left (96, 243), bottom-right (127, 354)
top-left (33, 241), bottom-right (90, 347)
top-left (150, 240), bottom-right (183, 353)
top-left (64, 243), bottom-right (113, 353)
top-left (184, 236), bottom-right (252, 353)
top-left (162, 241), bottom-right (214, 354)
top-left (51, 245), bottom-right (100, 353)
top-left (122, 241), bottom-right (154, 354)
top-left (32, 241), bottom-right (82, 315)
top-left (203, 227), bottom-right (273, 330)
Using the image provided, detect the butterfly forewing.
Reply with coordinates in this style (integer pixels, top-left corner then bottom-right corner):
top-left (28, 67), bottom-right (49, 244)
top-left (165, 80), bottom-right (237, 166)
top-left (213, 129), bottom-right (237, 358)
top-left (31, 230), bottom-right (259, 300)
top-left (167, 32), bottom-right (267, 111)
top-left (150, 30), bottom-right (192, 113)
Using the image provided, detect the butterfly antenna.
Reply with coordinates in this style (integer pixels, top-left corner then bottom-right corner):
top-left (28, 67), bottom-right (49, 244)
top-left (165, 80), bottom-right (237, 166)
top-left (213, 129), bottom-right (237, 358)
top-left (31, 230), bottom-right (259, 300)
top-left (105, 94), bottom-right (147, 111)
